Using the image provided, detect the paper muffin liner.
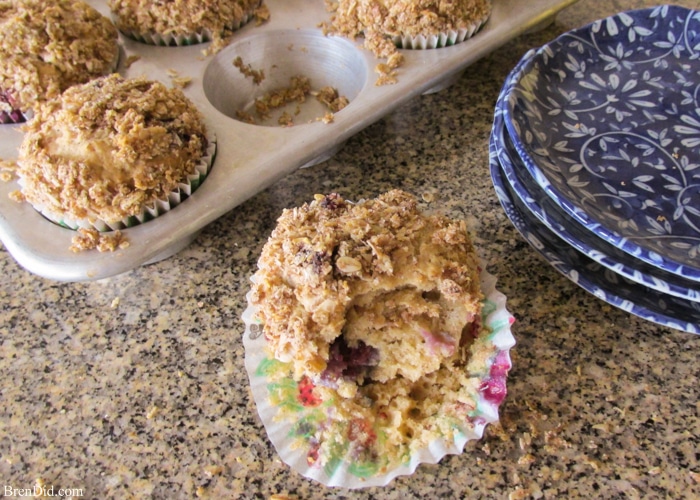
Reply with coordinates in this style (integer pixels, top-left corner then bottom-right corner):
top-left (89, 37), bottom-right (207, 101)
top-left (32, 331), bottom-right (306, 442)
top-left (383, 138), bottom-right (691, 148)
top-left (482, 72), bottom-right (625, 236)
top-left (242, 264), bottom-right (515, 488)
top-left (115, 1), bottom-right (261, 47)
top-left (22, 133), bottom-right (217, 232)
top-left (392, 14), bottom-right (490, 50)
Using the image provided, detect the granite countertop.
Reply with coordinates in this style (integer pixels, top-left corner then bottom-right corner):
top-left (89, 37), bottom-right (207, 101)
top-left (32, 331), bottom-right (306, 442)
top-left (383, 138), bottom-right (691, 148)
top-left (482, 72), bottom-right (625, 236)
top-left (1, 1), bottom-right (698, 498)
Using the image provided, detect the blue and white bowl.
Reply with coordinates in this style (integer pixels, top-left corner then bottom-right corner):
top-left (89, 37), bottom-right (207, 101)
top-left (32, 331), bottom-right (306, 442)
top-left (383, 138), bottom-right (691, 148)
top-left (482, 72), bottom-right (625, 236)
top-left (502, 5), bottom-right (700, 280)
top-left (489, 139), bottom-right (700, 334)
top-left (492, 110), bottom-right (700, 303)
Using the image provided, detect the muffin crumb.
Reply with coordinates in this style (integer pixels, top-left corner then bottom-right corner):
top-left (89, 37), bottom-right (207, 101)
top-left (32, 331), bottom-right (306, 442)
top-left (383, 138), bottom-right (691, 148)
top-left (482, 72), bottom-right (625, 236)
top-left (70, 228), bottom-right (129, 253)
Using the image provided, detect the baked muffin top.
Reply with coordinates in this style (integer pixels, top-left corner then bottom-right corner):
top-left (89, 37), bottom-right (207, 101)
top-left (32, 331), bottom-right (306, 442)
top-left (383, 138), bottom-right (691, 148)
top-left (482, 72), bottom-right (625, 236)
top-left (251, 190), bottom-right (483, 397)
top-left (0, 0), bottom-right (119, 114)
top-left (330, 0), bottom-right (492, 55)
top-left (109, 0), bottom-right (261, 37)
top-left (16, 74), bottom-right (209, 224)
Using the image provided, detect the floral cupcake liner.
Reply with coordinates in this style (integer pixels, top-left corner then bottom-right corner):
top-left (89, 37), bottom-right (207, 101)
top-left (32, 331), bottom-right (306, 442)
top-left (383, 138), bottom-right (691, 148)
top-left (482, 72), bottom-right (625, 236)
top-left (242, 264), bottom-right (515, 488)
top-left (24, 133), bottom-right (216, 232)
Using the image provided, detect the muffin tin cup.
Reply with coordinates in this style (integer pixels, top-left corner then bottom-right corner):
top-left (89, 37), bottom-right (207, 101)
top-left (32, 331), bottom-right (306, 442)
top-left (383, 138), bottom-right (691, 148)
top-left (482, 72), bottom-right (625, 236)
top-left (0, 0), bottom-right (579, 281)
top-left (242, 266), bottom-right (515, 488)
top-left (203, 29), bottom-right (367, 127)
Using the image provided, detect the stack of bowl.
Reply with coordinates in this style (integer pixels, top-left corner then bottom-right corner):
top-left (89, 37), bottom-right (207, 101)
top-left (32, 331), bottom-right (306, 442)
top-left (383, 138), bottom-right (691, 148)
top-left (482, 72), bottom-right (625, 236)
top-left (490, 5), bottom-right (700, 334)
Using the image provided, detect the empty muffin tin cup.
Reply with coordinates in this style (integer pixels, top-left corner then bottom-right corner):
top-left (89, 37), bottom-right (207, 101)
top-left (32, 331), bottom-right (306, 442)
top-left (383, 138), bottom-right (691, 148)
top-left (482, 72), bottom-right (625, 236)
top-left (203, 29), bottom-right (368, 128)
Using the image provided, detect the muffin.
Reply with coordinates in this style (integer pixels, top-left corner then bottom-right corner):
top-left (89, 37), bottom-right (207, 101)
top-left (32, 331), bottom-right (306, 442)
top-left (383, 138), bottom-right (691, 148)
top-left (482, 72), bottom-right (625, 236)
top-left (246, 190), bottom-right (514, 484)
top-left (250, 190), bottom-right (483, 398)
top-left (0, 0), bottom-right (119, 123)
top-left (109, 0), bottom-right (263, 47)
top-left (13, 74), bottom-right (214, 231)
top-left (328, 0), bottom-right (491, 82)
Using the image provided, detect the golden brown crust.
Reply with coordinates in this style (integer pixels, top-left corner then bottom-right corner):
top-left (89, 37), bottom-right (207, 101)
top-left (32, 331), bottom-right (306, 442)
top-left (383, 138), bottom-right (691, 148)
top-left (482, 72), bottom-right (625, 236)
top-left (16, 74), bottom-right (209, 225)
top-left (109, 0), bottom-right (261, 38)
top-left (0, 0), bottom-right (119, 114)
top-left (251, 190), bottom-right (483, 397)
top-left (330, 0), bottom-right (492, 39)
top-left (327, 0), bottom-right (491, 83)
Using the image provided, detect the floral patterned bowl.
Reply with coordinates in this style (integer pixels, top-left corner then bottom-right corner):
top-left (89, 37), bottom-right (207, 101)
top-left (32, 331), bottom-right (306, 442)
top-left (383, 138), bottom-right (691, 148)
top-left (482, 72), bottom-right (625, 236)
top-left (493, 99), bottom-right (700, 303)
top-left (503, 5), bottom-right (700, 279)
top-left (490, 136), bottom-right (700, 335)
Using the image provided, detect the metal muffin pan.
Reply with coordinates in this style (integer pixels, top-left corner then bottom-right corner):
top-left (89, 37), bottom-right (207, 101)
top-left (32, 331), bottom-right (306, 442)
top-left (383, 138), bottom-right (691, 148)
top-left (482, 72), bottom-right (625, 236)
top-left (0, 0), bottom-right (578, 281)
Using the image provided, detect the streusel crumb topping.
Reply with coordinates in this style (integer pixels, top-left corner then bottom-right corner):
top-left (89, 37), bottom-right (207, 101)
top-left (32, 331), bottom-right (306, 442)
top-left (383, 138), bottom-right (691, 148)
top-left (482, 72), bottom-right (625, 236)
top-left (109, 0), bottom-right (261, 38)
top-left (16, 74), bottom-right (209, 224)
top-left (0, 0), bottom-right (119, 114)
top-left (326, 0), bottom-right (491, 83)
top-left (251, 190), bottom-right (483, 398)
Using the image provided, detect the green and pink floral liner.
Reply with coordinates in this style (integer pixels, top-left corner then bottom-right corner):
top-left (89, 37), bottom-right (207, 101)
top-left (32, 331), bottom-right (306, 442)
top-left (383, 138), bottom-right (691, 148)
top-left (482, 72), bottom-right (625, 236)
top-left (242, 266), bottom-right (515, 488)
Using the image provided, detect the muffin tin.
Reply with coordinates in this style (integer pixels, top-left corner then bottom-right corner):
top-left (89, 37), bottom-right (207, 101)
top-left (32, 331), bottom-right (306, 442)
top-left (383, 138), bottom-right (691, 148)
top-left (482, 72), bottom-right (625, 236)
top-left (0, 0), bottom-right (578, 281)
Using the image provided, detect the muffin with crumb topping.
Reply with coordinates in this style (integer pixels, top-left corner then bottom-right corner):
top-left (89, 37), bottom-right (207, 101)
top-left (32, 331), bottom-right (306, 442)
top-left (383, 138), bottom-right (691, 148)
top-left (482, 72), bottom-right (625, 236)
top-left (328, 0), bottom-right (491, 83)
top-left (109, 0), bottom-right (263, 48)
top-left (0, 0), bottom-right (119, 123)
top-left (13, 74), bottom-right (214, 231)
top-left (250, 189), bottom-right (483, 398)
top-left (246, 190), bottom-right (516, 480)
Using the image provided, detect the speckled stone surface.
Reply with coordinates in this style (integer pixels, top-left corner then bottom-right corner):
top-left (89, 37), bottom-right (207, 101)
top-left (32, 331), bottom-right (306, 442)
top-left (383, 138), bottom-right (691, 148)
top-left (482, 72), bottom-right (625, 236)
top-left (1, 1), bottom-right (699, 498)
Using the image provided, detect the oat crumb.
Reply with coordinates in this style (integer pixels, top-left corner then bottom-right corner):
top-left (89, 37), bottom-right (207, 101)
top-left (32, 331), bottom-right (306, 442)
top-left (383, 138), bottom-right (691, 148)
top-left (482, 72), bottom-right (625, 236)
top-left (204, 465), bottom-right (223, 477)
top-left (1, 159), bottom-right (18, 182)
top-left (254, 4), bottom-right (271, 25)
top-left (9, 190), bottom-right (25, 202)
top-left (125, 54), bottom-right (141, 68)
top-left (70, 228), bottom-right (129, 253)
top-left (233, 56), bottom-right (265, 85)
top-left (146, 406), bottom-right (159, 419)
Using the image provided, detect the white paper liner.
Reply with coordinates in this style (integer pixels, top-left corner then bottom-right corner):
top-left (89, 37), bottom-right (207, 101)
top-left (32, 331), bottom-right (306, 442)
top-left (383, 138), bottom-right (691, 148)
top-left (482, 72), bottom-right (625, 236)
top-left (391, 15), bottom-right (489, 50)
top-left (115, 1), bottom-right (261, 46)
top-left (22, 133), bottom-right (217, 232)
top-left (242, 264), bottom-right (515, 488)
